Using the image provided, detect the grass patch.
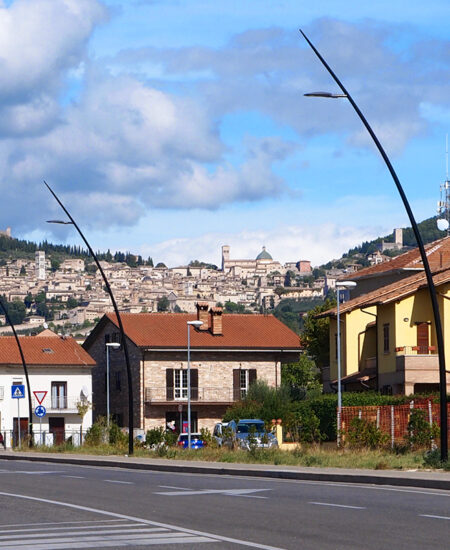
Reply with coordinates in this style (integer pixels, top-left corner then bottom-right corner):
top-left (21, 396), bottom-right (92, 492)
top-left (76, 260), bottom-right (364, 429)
top-left (22, 443), bottom-right (436, 470)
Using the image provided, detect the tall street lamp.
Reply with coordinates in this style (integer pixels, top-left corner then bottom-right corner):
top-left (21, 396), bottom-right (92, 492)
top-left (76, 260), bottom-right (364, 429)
top-left (106, 342), bottom-right (121, 429)
top-left (336, 281), bottom-right (357, 447)
top-left (45, 181), bottom-right (135, 455)
top-left (300, 29), bottom-right (448, 461)
top-left (187, 320), bottom-right (203, 448)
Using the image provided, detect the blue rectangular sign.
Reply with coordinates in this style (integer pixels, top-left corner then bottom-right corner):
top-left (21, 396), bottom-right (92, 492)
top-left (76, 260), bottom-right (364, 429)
top-left (11, 384), bottom-right (25, 399)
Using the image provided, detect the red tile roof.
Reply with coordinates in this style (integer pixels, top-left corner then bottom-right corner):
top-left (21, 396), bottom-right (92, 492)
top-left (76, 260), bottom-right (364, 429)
top-left (100, 312), bottom-right (301, 350)
top-left (0, 336), bottom-right (96, 366)
top-left (319, 266), bottom-right (450, 318)
top-left (342, 236), bottom-right (450, 280)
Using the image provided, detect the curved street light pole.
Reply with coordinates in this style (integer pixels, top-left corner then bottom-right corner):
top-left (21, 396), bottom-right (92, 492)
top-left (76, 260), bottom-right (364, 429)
top-left (45, 181), bottom-right (134, 455)
top-left (0, 301), bottom-right (33, 446)
top-left (300, 29), bottom-right (448, 461)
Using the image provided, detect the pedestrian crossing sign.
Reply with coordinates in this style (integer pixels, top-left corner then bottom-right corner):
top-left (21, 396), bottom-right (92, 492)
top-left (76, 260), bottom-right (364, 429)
top-left (11, 384), bottom-right (25, 399)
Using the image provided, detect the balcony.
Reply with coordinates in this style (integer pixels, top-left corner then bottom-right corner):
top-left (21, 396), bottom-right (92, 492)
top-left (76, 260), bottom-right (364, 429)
top-left (144, 387), bottom-right (240, 403)
top-left (394, 345), bottom-right (437, 355)
top-left (31, 396), bottom-right (81, 413)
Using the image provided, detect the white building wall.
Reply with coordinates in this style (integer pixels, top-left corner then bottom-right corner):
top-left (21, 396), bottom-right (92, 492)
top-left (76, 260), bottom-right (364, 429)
top-left (0, 367), bottom-right (93, 448)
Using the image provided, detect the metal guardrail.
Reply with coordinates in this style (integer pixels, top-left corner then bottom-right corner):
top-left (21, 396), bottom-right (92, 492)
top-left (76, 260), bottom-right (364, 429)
top-left (0, 429), bottom-right (87, 449)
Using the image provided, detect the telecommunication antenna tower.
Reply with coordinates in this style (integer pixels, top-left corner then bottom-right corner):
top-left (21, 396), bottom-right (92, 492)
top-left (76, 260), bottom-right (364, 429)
top-left (437, 135), bottom-right (450, 234)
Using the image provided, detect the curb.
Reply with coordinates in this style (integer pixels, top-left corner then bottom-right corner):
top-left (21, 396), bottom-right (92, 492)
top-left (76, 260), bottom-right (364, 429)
top-left (1, 453), bottom-right (449, 491)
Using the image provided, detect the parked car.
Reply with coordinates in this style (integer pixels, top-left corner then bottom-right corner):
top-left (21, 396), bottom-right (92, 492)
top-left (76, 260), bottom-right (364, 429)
top-left (224, 419), bottom-right (278, 450)
top-left (176, 433), bottom-right (205, 449)
top-left (213, 421), bottom-right (229, 447)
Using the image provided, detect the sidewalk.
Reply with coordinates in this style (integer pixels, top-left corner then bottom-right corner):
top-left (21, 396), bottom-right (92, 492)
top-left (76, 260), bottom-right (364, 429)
top-left (1, 450), bottom-right (449, 490)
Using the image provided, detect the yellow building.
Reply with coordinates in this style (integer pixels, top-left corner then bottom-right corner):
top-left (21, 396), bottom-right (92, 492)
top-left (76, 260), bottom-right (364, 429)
top-left (320, 267), bottom-right (450, 395)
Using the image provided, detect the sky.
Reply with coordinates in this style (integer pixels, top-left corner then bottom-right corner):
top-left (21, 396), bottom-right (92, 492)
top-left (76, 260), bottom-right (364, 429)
top-left (1, 0), bottom-right (450, 267)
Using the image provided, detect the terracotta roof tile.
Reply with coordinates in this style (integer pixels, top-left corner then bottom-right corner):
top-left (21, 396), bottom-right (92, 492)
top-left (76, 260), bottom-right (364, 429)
top-left (320, 266), bottom-right (450, 317)
top-left (341, 236), bottom-right (450, 280)
top-left (103, 312), bottom-right (301, 350)
top-left (0, 336), bottom-right (96, 366)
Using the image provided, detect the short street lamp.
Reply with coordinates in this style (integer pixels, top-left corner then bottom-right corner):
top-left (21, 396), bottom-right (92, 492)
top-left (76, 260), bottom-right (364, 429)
top-left (300, 29), bottom-right (448, 461)
top-left (336, 281), bottom-right (357, 447)
top-left (187, 320), bottom-right (203, 448)
top-left (106, 342), bottom-right (121, 428)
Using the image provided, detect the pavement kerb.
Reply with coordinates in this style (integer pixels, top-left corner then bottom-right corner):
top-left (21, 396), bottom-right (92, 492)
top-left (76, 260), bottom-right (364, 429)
top-left (0, 451), bottom-right (449, 491)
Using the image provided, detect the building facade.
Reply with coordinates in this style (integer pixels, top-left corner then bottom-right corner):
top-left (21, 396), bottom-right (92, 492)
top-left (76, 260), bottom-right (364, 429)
top-left (84, 303), bottom-right (301, 434)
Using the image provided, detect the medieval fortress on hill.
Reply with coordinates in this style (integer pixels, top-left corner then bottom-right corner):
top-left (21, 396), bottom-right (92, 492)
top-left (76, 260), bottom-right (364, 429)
top-left (0, 237), bottom-right (326, 332)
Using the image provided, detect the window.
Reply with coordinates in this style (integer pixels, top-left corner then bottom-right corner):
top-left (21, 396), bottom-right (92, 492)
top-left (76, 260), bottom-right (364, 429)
top-left (0, 387), bottom-right (4, 400)
top-left (51, 382), bottom-right (67, 409)
top-left (383, 324), bottom-right (390, 353)
top-left (174, 369), bottom-right (188, 399)
top-left (104, 334), bottom-right (111, 344)
top-left (240, 369), bottom-right (249, 399)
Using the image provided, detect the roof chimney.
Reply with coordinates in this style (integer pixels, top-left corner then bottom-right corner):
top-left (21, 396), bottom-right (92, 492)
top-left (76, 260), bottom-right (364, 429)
top-left (209, 307), bottom-right (223, 336)
top-left (196, 302), bottom-right (209, 330)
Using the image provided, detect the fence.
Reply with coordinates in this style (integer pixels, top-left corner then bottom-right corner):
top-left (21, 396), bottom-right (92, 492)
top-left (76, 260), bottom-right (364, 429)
top-left (0, 429), bottom-right (88, 449)
top-left (341, 400), bottom-right (450, 448)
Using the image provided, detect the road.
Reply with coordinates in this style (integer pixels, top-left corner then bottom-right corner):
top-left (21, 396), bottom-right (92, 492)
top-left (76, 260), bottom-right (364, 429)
top-left (0, 459), bottom-right (448, 549)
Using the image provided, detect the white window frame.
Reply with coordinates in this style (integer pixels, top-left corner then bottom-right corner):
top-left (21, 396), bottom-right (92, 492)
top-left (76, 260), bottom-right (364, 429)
top-left (174, 369), bottom-right (188, 400)
top-left (240, 369), bottom-right (249, 399)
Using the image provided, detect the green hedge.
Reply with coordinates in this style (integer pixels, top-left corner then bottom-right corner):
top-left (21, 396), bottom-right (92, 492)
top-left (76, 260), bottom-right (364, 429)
top-left (298, 392), bottom-right (440, 441)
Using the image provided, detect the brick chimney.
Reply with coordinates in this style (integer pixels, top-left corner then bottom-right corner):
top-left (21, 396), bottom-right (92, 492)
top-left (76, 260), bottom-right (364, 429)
top-left (196, 302), bottom-right (209, 330)
top-left (209, 306), bottom-right (223, 336)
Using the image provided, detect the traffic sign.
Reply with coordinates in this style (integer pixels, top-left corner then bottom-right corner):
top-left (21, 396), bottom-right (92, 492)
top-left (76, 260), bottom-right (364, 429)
top-left (35, 405), bottom-right (46, 418)
top-left (33, 391), bottom-right (47, 404)
top-left (11, 385), bottom-right (25, 399)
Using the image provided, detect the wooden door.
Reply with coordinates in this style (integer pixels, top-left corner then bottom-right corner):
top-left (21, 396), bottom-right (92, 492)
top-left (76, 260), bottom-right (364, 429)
top-left (49, 417), bottom-right (65, 445)
top-left (13, 418), bottom-right (28, 447)
top-left (416, 323), bottom-right (429, 354)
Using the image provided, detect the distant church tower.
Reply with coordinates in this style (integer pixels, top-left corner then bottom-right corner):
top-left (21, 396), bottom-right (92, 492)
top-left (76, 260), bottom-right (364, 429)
top-left (35, 251), bottom-right (46, 280)
top-left (221, 245), bottom-right (230, 271)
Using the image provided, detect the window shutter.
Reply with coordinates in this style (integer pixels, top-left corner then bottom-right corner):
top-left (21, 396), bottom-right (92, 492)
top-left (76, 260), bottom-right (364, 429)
top-left (166, 369), bottom-right (174, 400)
top-left (233, 369), bottom-right (240, 401)
top-left (249, 369), bottom-right (257, 386)
top-left (190, 369), bottom-right (198, 400)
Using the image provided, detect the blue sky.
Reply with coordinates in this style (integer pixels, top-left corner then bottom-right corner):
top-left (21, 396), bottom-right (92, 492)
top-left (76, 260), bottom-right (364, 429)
top-left (2, 0), bottom-right (450, 266)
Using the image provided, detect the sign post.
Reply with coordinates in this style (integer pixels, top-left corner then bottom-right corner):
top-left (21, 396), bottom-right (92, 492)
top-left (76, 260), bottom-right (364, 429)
top-left (33, 392), bottom-right (47, 446)
top-left (12, 385), bottom-right (25, 448)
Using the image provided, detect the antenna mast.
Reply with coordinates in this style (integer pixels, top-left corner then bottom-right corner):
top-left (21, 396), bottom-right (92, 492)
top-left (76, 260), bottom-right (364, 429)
top-left (437, 135), bottom-right (450, 235)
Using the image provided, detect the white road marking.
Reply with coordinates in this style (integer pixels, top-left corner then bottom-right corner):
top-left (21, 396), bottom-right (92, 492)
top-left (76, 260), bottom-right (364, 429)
top-left (62, 476), bottom-right (85, 479)
top-left (420, 514), bottom-right (450, 520)
top-left (0, 490), bottom-right (286, 550)
top-left (0, 470), bottom-right (62, 475)
top-left (0, 523), bottom-right (146, 534)
top-left (155, 488), bottom-right (270, 498)
top-left (104, 479), bottom-right (134, 484)
top-left (309, 501), bottom-right (366, 510)
top-left (158, 485), bottom-right (191, 490)
top-left (0, 519), bottom-right (125, 528)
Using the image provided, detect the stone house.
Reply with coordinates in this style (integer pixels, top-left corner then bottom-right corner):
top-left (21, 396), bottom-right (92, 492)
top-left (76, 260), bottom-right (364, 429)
top-left (83, 303), bottom-right (301, 434)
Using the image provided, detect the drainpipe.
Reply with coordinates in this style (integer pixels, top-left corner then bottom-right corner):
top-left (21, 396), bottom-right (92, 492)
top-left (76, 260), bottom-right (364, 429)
top-left (361, 308), bottom-right (378, 391)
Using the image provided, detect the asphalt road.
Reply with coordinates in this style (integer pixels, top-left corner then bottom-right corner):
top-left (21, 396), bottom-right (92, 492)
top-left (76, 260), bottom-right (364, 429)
top-left (0, 459), bottom-right (448, 549)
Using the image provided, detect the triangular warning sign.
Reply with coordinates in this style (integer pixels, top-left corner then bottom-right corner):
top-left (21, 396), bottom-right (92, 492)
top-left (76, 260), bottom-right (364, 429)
top-left (13, 387), bottom-right (24, 398)
top-left (33, 391), bottom-right (47, 404)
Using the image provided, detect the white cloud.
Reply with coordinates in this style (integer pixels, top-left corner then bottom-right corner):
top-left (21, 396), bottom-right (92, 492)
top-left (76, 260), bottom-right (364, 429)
top-left (142, 222), bottom-right (381, 268)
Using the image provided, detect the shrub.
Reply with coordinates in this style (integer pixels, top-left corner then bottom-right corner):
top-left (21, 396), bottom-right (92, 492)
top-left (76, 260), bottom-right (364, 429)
top-left (145, 427), bottom-right (165, 447)
top-left (405, 409), bottom-right (440, 450)
top-left (345, 418), bottom-right (389, 449)
top-left (84, 417), bottom-right (108, 446)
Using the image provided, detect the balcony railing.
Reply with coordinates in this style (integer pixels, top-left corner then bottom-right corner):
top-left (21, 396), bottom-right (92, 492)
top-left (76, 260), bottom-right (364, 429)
top-left (31, 396), bottom-right (81, 412)
top-left (394, 346), bottom-right (437, 355)
top-left (144, 387), bottom-right (240, 403)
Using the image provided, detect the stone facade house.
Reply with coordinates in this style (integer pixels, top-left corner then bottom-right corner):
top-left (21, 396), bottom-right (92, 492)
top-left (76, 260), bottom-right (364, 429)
top-left (83, 303), bottom-right (301, 434)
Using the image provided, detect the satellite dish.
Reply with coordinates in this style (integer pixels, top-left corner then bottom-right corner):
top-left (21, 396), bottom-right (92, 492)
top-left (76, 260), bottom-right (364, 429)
top-left (81, 385), bottom-right (89, 398)
top-left (437, 218), bottom-right (449, 231)
top-left (43, 322), bottom-right (48, 329)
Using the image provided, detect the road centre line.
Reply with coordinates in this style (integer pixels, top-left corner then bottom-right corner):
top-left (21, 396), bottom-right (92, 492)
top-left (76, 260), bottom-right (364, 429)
top-left (158, 485), bottom-right (191, 490)
top-left (104, 479), bottom-right (134, 484)
top-left (309, 502), bottom-right (366, 510)
top-left (420, 514), bottom-right (450, 520)
top-left (62, 475), bottom-right (85, 479)
top-left (0, 490), bottom-right (286, 550)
